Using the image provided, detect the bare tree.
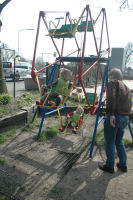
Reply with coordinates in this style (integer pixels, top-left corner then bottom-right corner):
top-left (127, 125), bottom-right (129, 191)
top-left (124, 42), bottom-right (133, 69)
top-left (1, 43), bottom-right (14, 61)
top-left (0, 47), bottom-right (8, 93)
top-left (117, 0), bottom-right (133, 10)
top-left (0, 0), bottom-right (11, 29)
top-left (35, 56), bottom-right (46, 70)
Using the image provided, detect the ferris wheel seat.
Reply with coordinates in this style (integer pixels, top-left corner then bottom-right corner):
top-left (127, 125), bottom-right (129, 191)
top-left (77, 20), bottom-right (95, 32)
top-left (82, 92), bottom-right (98, 104)
top-left (48, 24), bottom-right (77, 38)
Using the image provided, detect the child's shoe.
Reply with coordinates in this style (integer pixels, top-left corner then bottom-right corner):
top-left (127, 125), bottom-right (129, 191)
top-left (59, 126), bottom-right (66, 132)
top-left (72, 127), bottom-right (77, 134)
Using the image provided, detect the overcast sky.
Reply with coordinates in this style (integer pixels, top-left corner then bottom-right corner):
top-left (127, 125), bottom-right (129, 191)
top-left (0, 0), bottom-right (133, 60)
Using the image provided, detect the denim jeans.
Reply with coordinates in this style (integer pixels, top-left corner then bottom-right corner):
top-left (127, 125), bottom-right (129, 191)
top-left (104, 114), bottom-right (129, 168)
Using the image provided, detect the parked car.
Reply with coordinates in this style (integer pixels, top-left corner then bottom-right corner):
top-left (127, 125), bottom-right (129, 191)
top-left (10, 62), bottom-right (32, 81)
top-left (2, 61), bottom-right (13, 79)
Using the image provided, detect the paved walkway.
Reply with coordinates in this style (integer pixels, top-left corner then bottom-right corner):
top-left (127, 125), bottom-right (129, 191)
top-left (0, 115), bottom-right (133, 200)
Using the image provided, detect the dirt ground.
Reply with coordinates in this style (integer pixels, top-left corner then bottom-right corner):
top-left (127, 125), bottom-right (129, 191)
top-left (0, 114), bottom-right (133, 200)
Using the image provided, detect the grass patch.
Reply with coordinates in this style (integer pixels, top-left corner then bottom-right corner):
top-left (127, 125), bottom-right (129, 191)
top-left (0, 129), bottom-right (16, 144)
top-left (88, 129), bottom-right (133, 148)
top-left (88, 128), bottom-right (105, 147)
top-left (15, 183), bottom-right (26, 192)
top-left (123, 138), bottom-right (133, 148)
top-left (50, 188), bottom-right (60, 195)
top-left (5, 129), bottom-right (16, 137)
top-left (0, 91), bottom-right (40, 118)
top-left (0, 134), bottom-right (7, 143)
top-left (34, 126), bottom-right (60, 141)
top-left (22, 117), bottom-right (41, 131)
top-left (0, 195), bottom-right (8, 200)
top-left (21, 123), bottom-right (35, 131)
top-left (0, 157), bottom-right (6, 165)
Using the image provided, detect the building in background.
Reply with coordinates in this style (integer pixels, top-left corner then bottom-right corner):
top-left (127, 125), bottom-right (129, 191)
top-left (109, 48), bottom-right (125, 72)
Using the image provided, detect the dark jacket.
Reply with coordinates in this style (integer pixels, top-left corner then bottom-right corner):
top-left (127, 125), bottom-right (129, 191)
top-left (107, 80), bottom-right (131, 116)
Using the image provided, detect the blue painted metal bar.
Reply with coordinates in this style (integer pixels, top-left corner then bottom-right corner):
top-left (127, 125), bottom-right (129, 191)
top-left (128, 120), bottom-right (133, 140)
top-left (46, 64), bottom-right (59, 85)
top-left (98, 116), bottom-right (105, 125)
top-left (45, 106), bottom-right (65, 116)
top-left (31, 106), bottom-right (39, 123)
top-left (37, 106), bottom-right (47, 138)
top-left (89, 65), bottom-right (108, 158)
top-left (37, 105), bottom-right (66, 138)
top-left (37, 64), bottom-right (60, 138)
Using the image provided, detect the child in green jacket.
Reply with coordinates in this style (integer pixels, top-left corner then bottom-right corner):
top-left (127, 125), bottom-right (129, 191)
top-left (37, 68), bottom-right (73, 106)
top-left (60, 105), bottom-right (84, 134)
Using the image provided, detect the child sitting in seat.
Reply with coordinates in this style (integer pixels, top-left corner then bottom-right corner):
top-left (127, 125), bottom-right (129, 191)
top-left (36, 68), bottom-right (73, 107)
top-left (59, 105), bottom-right (84, 134)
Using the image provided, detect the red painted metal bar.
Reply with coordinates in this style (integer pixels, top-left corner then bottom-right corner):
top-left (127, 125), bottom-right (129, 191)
top-left (36, 49), bottom-right (79, 74)
top-left (79, 77), bottom-right (93, 112)
top-left (91, 10), bottom-right (106, 105)
top-left (104, 10), bottom-right (110, 57)
top-left (92, 13), bottom-right (105, 106)
top-left (98, 11), bottom-right (105, 55)
top-left (32, 11), bottom-right (44, 81)
top-left (88, 6), bottom-right (99, 55)
top-left (60, 12), bottom-right (69, 57)
top-left (41, 15), bottom-right (64, 65)
top-left (74, 36), bottom-right (81, 52)
top-left (97, 11), bottom-right (105, 80)
top-left (79, 5), bottom-right (89, 76)
top-left (37, 60), bottom-right (60, 73)
top-left (81, 59), bottom-right (99, 78)
top-left (81, 47), bottom-right (110, 79)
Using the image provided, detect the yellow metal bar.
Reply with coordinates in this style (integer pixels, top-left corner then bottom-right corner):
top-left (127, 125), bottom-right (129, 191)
top-left (36, 74), bottom-right (41, 95)
top-left (59, 131), bottom-right (72, 135)
top-left (62, 77), bottom-right (77, 104)
top-left (71, 7), bottom-right (86, 35)
top-left (57, 106), bottom-right (62, 125)
top-left (48, 8), bottom-right (85, 37)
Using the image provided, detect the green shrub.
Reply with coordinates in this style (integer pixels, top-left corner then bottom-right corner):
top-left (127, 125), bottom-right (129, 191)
top-left (0, 108), bottom-right (4, 117)
top-left (0, 94), bottom-right (12, 105)
top-left (44, 128), bottom-right (58, 139)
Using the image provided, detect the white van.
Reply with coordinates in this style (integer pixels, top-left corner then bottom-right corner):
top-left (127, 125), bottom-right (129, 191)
top-left (10, 62), bottom-right (32, 81)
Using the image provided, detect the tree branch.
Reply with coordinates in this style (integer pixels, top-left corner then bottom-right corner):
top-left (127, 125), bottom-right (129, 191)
top-left (0, 0), bottom-right (11, 15)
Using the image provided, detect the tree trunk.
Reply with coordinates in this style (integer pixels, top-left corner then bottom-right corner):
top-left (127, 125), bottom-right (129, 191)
top-left (0, 0), bottom-right (11, 94)
top-left (0, 48), bottom-right (8, 94)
